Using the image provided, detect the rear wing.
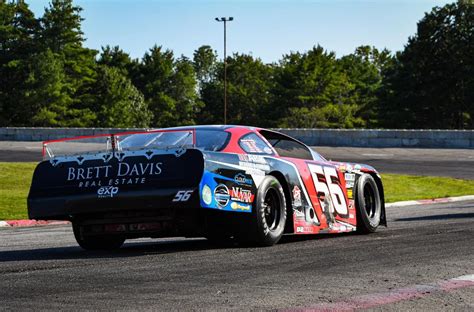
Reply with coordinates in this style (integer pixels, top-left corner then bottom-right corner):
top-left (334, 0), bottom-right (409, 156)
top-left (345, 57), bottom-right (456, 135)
top-left (42, 129), bottom-right (196, 161)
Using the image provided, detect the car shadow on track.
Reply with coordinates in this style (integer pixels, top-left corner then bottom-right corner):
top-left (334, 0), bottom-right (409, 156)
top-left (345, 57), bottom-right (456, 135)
top-left (0, 232), bottom-right (355, 263)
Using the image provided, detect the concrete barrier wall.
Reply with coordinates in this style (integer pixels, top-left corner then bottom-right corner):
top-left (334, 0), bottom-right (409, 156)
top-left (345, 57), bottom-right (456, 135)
top-left (276, 129), bottom-right (474, 148)
top-left (0, 127), bottom-right (473, 148)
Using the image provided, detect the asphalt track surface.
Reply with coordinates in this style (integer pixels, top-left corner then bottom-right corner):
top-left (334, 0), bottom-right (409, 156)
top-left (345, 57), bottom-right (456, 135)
top-left (0, 141), bottom-right (473, 310)
top-left (1, 141), bottom-right (473, 179)
top-left (0, 200), bottom-right (473, 310)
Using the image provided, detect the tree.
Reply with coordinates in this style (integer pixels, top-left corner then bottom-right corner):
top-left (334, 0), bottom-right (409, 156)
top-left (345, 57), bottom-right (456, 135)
top-left (272, 46), bottom-right (363, 128)
top-left (380, 1), bottom-right (474, 129)
top-left (131, 46), bottom-right (201, 127)
top-left (91, 65), bottom-right (150, 127)
top-left (40, 0), bottom-right (84, 53)
top-left (193, 45), bottom-right (218, 90)
top-left (0, 0), bottom-right (40, 125)
top-left (199, 53), bottom-right (274, 126)
top-left (98, 45), bottom-right (133, 76)
top-left (171, 57), bottom-right (203, 125)
top-left (339, 46), bottom-right (394, 127)
top-left (40, 0), bottom-right (98, 126)
top-left (30, 49), bottom-right (96, 127)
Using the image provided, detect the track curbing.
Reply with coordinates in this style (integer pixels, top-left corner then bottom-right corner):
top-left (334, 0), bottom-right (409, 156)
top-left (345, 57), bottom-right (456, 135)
top-left (0, 220), bottom-right (70, 228)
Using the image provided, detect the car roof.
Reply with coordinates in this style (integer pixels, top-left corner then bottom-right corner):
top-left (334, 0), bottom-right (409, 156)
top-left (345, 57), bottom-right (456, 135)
top-left (150, 125), bottom-right (262, 131)
top-left (151, 125), bottom-right (312, 147)
top-left (155, 125), bottom-right (308, 146)
top-left (147, 125), bottom-right (325, 160)
top-left (151, 125), bottom-right (258, 132)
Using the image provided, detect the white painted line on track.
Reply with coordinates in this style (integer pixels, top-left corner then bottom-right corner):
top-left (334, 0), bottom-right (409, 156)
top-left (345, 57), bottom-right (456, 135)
top-left (0, 221), bottom-right (10, 227)
top-left (361, 153), bottom-right (393, 157)
top-left (453, 274), bottom-right (474, 282)
top-left (386, 195), bottom-right (474, 208)
top-left (286, 274), bottom-right (474, 312)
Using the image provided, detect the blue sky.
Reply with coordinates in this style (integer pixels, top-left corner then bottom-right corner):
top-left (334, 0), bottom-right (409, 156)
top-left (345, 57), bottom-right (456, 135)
top-left (29, 0), bottom-right (449, 63)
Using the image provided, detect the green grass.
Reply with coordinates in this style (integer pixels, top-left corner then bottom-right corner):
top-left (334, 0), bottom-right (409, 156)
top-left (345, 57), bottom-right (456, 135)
top-left (0, 162), bottom-right (36, 220)
top-left (0, 162), bottom-right (473, 220)
top-left (382, 173), bottom-right (474, 203)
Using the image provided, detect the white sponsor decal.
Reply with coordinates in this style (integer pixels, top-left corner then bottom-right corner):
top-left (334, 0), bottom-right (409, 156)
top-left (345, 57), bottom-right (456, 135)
top-left (67, 162), bottom-right (163, 188)
top-left (173, 190), bottom-right (193, 202)
top-left (230, 187), bottom-right (254, 203)
top-left (97, 186), bottom-right (119, 198)
top-left (345, 173), bottom-right (355, 181)
top-left (292, 185), bottom-right (302, 207)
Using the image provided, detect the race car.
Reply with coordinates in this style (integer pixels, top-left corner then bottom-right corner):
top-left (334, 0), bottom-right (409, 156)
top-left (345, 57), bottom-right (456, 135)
top-left (28, 125), bottom-right (386, 250)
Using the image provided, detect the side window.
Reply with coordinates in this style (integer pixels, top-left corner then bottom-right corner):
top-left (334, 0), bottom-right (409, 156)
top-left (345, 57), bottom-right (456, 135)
top-left (239, 133), bottom-right (273, 155)
top-left (195, 130), bottom-right (230, 151)
top-left (259, 130), bottom-right (313, 160)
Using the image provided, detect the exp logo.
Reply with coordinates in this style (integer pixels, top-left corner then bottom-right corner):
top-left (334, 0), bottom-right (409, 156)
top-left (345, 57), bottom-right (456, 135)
top-left (97, 186), bottom-right (119, 198)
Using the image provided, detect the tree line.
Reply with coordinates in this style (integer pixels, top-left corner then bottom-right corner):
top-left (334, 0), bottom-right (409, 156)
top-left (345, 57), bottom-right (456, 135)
top-left (0, 0), bottom-right (473, 129)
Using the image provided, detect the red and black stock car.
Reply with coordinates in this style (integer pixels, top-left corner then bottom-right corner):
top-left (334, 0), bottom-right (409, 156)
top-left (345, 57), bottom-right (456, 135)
top-left (28, 125), bottom-right (386, 250)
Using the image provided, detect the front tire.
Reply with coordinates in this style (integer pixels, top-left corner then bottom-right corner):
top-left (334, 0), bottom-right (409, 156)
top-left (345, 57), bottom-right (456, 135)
top-left (72, 222), bottom-right (125, 250)
top-left (245, 175), bottom-right (287, 246)
top-left (355, 174), bottom-right (382, 233)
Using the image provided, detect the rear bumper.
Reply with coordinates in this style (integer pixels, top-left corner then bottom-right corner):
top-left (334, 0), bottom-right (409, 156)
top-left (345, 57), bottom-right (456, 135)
top-left (28, 187), bottom-right (200, 220)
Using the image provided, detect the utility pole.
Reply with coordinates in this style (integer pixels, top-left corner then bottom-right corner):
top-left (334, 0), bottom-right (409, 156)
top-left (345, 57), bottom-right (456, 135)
top-left (215, 17), bottom-right (233, 125)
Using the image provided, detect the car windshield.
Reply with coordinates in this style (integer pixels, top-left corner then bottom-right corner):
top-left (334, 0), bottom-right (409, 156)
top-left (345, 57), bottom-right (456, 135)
top-left (43, 129), bottom-right (230, 160)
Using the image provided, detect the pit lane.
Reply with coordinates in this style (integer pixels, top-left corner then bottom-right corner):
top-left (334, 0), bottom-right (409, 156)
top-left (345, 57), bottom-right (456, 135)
top-left (0, 200), bottom-right (473, 310)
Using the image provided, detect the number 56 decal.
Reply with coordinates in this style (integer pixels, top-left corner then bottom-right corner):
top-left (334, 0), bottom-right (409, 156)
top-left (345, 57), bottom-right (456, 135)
top-left (307, 164), bottom-right (349, 217)
top-left (173, 190), bottom-right (193, 202)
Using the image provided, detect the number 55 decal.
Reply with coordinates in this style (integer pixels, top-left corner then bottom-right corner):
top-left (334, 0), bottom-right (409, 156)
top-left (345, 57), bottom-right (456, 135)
top-left (307, 164), bottom-right (348, 217)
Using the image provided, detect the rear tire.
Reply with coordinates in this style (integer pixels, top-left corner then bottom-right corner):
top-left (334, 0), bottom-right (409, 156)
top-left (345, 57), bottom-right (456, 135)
top-left (72, 222), bottom-right (125, 250)
top-left (355, 174), bottom-right (382, 233)
top-left (243, 175), bottom-right (286, 246)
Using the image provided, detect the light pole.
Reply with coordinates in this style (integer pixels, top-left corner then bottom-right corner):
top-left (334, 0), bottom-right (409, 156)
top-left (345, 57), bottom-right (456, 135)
top-left (215, 17), bottom-right (233, 125)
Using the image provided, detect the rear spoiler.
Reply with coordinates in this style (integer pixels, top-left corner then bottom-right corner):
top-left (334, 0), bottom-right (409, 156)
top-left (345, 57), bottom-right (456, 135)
top-left (42, 129), bottom-right (197, 160)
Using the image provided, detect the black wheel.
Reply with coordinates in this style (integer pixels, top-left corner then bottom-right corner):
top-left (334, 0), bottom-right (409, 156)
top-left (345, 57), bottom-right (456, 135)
top-left (72, 222), bottom-right (125, 250)
top-left (245, 175), bottom-right (287, 246)
top-left (355, 174), bottom-right (382, 233)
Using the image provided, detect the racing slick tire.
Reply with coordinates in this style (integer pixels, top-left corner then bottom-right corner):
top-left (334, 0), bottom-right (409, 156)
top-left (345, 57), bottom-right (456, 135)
top-left (244, 175), bottom-right (287, 246)
top-left (355, 174), bottom-right (382, 233)
top-left (72, 222), bottom-right (125, 250)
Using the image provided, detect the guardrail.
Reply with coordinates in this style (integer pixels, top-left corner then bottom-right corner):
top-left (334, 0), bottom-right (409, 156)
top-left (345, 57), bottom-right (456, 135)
top-left (1, 127), bottom-right (473, 148)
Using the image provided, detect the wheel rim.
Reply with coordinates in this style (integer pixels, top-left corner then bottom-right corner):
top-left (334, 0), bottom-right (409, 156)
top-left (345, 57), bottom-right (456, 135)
top-left (363, 184), bottom-right (376, 218)
top-left (262, 187), bottom-right (281, 231)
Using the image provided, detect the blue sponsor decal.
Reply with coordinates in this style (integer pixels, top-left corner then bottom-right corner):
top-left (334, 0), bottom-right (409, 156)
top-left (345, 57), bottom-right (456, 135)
top-left (199, 171), bottom-right (252, 213)
top-left (214, 184), bottom-right (230, 207)
top-left (234, 173), bottom-right (253, 186)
